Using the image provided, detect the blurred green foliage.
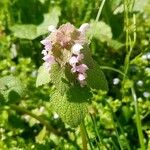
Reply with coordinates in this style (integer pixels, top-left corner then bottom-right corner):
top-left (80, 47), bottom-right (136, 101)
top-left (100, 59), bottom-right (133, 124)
top-left (0, 0), bottom-right (150, 149)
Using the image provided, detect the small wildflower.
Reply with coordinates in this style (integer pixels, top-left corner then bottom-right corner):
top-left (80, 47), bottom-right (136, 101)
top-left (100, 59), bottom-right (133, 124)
top-left (77, 53), bottom-right (84, 61)
top-left (143, 92), bottom-right (150, 98)
top-left (78, 23), bottom-right (90, 33)
top-left (76, 64), bottom-right (88, 74)
top-left (41, 22), bottom-right (90, 86)
top-left (137, 80), bottom-right (143, 87)
top-left (69, 56), bottom-right (78, 65)
top-left (78, 73), bottom-right (86, 81)
top-left (113, 78), bottom-right (120, 85)
top-left (72, 43), bottom-right (83, 55)
top-left (53, 113), bottom-right (59, 119)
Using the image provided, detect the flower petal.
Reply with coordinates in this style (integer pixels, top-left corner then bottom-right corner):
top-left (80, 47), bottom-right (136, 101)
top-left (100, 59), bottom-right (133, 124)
top-left (69, 56), bottom-right (79, 65)
top-left (79, 23), bottom-right (90, 33)
top-left (78, 73), bottom-right (86, 81)
top-left (76, 64), bottom-right (88, 73)
top-left (72, 43), bottom-right (83, 55)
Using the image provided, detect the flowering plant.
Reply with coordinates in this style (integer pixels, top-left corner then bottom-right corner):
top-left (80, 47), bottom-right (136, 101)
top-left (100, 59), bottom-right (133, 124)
top-left (36, 23), bottom-right (108, 127)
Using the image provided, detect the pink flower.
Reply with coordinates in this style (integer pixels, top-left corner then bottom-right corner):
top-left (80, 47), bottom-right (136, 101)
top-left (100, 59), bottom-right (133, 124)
top-left (42, 55), bottom-right (55, 63)
top-left (71, 65), bottom-right (76, 72)
top-left (41, 50), bottom-right (48, 56)
top-left (43, 55), bottom-right (55, 70)
top-left (41, 38), bottom-right (52, 51)
top-left (40, 22), bottom-right (90, 87)
top-left (79, 80), bottom-right (87, 87)
top-left (76, 64), bottom-right (88, 73)
top-left (79, 23), bottom-right (90, 34)
top-left (41, 38), bottom-right (50, 45)
top-left (78, 73), bottom-right (86, 81)
top-left (44, 62), bottom-right (51, 70)
top-left (55, 23), bottom-right (79, 48)
top-left (72, 43), bottom-right (83, 55)
top-left (77, 53), bottom-right (84, 61)
top-left (69, 56), bottom-right (79, 65)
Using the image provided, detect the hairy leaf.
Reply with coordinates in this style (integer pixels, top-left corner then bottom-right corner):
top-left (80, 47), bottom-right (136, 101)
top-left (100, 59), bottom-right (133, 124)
top-left (82, 47), bottom-right (108, 91)
top-left (50, 64), bottom-right (74, 95)
top-left (36, 65), bottom-right (50, 87)
top-left (50, 90), bottom-right (89, 127)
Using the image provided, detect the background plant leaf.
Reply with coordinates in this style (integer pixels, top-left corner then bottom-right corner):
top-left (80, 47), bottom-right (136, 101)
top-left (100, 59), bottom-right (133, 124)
top-left (36, 65), bottom-right (51, 87)
top-left (0, 76), bottom-right (25, 104)
top-left (88, 21), bottom-right (112, 42)
top-left (10, 7), bottom-right (61, 40)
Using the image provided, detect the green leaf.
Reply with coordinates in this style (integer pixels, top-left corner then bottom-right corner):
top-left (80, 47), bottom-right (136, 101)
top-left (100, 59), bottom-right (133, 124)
top-left (50, 90), bottom-right (89, 127)
top-left (10, 25), bottom-right (37, 40)
top-left (86, 62), bottom-right (108, 91)
top-left (88, 21), bottom-right (112, 42)
top-left (50, 64), bottom-right (74, 95)
top-left (10, 7), bottom-right (61, 40)
top-left (0, 76), bottom-right (25, 104)
top-left (37, 7), bottom-right (61, 35)
top-left (36, 65), bottom-right (50, 87)
top-left (67, 85), bottom-right (92, 102)
top-left (82, 47), bottom-right (108, 91)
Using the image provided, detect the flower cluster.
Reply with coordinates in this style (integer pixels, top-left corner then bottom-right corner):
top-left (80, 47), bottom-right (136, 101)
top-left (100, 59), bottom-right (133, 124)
top-left (41, 23), bottom-right (90, 86)
top-left (69, 43), bottom-right (88, 86)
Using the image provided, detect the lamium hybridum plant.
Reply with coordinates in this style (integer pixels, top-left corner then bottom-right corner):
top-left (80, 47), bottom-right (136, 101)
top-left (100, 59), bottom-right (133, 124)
top-left (36, 23), bottom-right (108, 127)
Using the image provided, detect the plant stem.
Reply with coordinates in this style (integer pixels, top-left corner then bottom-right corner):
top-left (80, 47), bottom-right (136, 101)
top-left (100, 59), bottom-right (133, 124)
top-left (89, 0), bottom-right (106, 41)
top-left (95, 0), bottom-right (106, 22)
top-left (131, 87), bottom-right (145, 150)
top-left (123, 2), bottom-right (136, 83)
top-left (124, 0), bottom-right (129, 53)
top-left (80, 121), bottom-right (88, 150)
top-left (100, 66), bottom-right (125, 76)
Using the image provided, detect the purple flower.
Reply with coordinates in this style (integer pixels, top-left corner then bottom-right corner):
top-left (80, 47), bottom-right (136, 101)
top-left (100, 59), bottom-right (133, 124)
top-left (77, 53), bottom-right (84, 61)
top-left (72, 43), bottom-right (83, 55)
top-left (69, 56), bottom-right (79, 65)
top-left (76, 64), bottom-right (88, 73)
top-left (41, 50), bottom-right (48, 56)
top-left (78, 23), bottom-right (90, 34)
top-left (40, 22), bottom-right (90, 87)
top-left (41, 38), bottom-right (52, 51)
top-left (78, 73), bottom-right (86, 81)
